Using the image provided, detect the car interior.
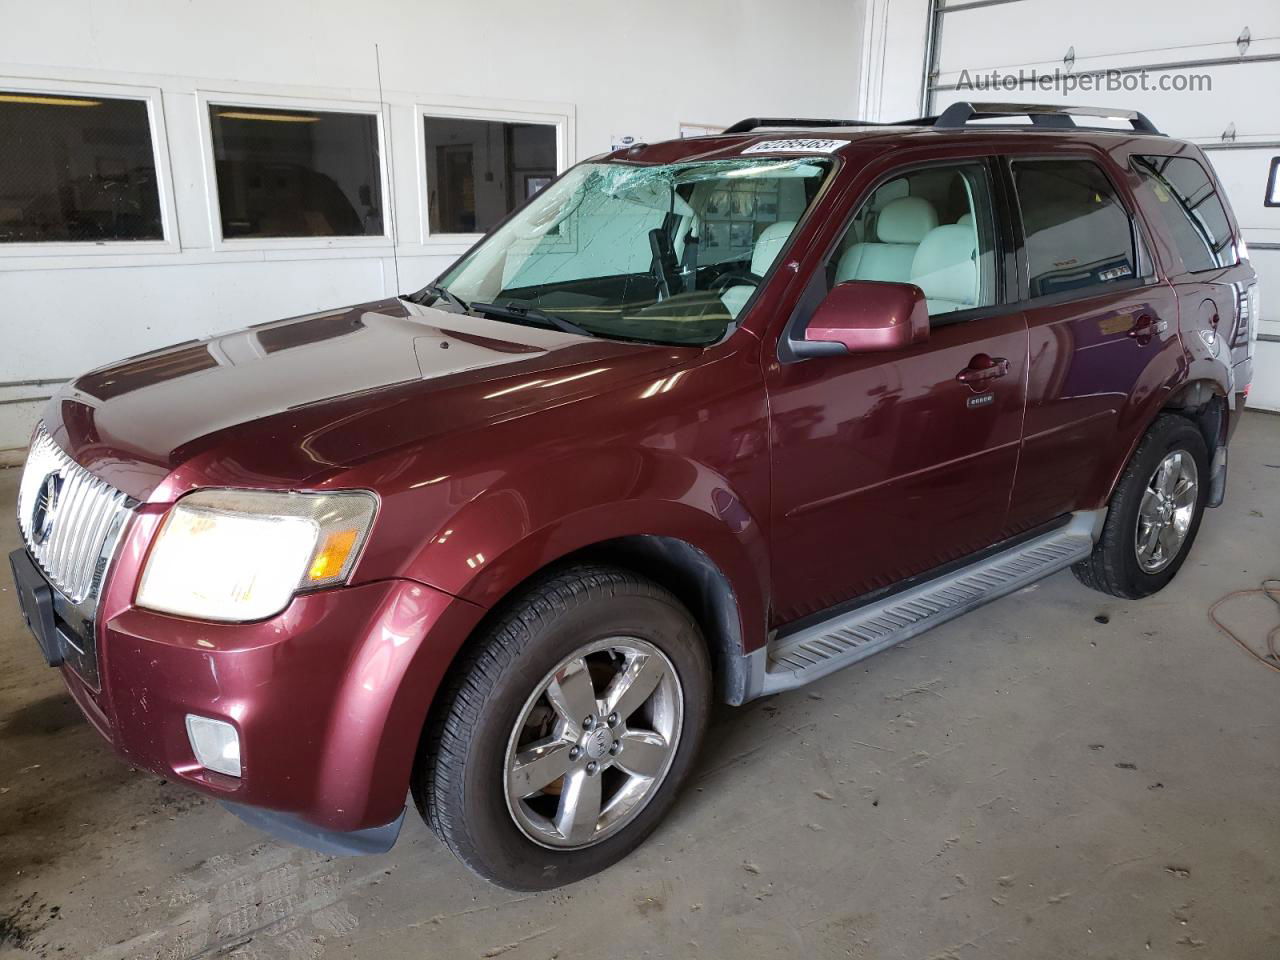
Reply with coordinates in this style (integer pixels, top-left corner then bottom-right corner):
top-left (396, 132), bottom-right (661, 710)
top-left (828, 168), bottom-right (995, 316)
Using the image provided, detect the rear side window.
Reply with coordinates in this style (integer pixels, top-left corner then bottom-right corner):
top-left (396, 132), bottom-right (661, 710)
top-left (1012, 159), bottom-right (1137, 298)
top-left (1131, 155), bottom-right (1238, 273)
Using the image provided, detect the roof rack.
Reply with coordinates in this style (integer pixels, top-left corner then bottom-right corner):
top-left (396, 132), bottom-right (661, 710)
top-left (722, 117), bottom-right (881, 133)
top-left (930, 102), bottom-right (1162, 135)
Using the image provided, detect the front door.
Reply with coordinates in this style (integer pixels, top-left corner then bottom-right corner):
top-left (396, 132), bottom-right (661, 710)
top-left (766, 160), bottom-right (1028, 626)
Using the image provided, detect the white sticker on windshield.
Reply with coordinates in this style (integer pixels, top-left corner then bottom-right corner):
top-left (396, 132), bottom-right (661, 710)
top-left (743, 138), bottom-right (846, 155)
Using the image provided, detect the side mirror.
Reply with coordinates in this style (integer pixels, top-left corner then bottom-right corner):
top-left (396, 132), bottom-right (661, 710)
top-left (795, 280), bottom-right (930, 357)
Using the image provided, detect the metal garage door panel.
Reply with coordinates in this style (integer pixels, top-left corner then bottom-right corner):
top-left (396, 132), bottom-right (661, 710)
top-left (1198, 149), bottom-right (1280, 234)
top-left (933, 61), bottom-right (1280, 140)
top-left (935, 0), bottom-right (1280, 76)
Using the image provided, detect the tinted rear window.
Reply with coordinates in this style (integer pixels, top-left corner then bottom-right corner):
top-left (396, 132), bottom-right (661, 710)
top-left (1012, 159), bottom-right (1137, 298)
top-left (1131, 155), bottom-right (1237, 273)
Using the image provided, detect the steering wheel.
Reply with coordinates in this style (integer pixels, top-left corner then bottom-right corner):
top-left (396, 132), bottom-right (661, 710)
top-left (710, 269), bottom-right (762, 292)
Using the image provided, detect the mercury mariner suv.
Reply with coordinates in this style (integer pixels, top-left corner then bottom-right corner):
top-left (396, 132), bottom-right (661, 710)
top-left (10, 103), bottom-right (1257, 889)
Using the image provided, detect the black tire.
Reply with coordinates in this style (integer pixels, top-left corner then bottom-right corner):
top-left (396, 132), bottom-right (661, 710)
top-left (414, 564), bottom-right (711, 890)
top-left (1072, 413), bottom-right (1210, 599)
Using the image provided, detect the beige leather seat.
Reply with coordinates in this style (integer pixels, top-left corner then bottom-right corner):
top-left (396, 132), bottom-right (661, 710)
top-left (910, 224), bottom-right (979, 314)
top-left (835, 196), bottom-right (939, 285)
top-left (720, 220), bottom-right (796, 317)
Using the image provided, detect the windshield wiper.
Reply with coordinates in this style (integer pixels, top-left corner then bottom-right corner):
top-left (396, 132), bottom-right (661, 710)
top-left (416, 283), bottom-right (470, 313)
top-left (470, 301), bottom-right (594, 338)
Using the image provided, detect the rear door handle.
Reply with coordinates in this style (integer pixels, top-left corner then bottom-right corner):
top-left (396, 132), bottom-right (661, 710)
top-left (1127, 313), bottom-right (1167, 342)
top-left (956, 354), bottom-right (1010, 386)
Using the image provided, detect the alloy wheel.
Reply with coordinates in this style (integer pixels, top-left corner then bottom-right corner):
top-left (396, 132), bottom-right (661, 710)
top-left (1134, 449), bottom-right (1198, 573)
top-left (502, 637), bottom-right (683, 849)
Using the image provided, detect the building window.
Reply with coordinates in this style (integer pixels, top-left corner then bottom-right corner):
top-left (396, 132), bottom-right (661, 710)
top-left (1011, 159), bottom-right (1137, 298)
top-left (0, 90), bottom-right (162, 243)
top-left (208, 104), bottom-right (384, 239)
top-left (423, 116), bottom-right (557, 234)
top-left (1265, 156), bottom-right (1280, 208)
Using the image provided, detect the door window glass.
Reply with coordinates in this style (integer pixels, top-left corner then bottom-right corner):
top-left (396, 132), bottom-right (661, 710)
top-left (828, 162), bottom-right (998, 318)
top-left (1131, 154), bottom-right (1238, 272)
top-left (1012, 159), bottom-right (1136, 298)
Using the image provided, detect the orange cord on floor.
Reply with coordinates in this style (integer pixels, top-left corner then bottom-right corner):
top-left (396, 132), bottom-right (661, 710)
top-left (1208, 579), bottom-right (1280, 674)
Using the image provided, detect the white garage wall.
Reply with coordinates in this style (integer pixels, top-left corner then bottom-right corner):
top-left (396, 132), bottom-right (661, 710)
top-left (0, 0), bottom-right (867, 455)
top-left (859, 0), bottom-right (1280, 411)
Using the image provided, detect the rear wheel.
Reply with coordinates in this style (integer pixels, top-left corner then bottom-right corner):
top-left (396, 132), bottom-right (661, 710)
top-left (1072, 414), bottom-right (1209, 599)
top-left (416, 564), bottom-right (711, 890)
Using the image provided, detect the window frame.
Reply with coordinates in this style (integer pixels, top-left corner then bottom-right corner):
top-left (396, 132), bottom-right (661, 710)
top-left (1129, 153), bottom-right (1240, 275)
top-left (195, 89), bottom-right (393, 252)
top-left (1004, 153), bottom-right (1156, 309)
top-left (778, 154), bottom-right (1014, 363)
top-left (0, 76), bottom-right (179, 258)
top-left (828, 156), bottom-right (1012, 325)
top-left (415, 102), bottom-right (572, 251)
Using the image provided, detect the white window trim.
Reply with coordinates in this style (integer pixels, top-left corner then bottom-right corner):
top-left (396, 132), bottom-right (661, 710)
top-left (194, 89), bottom-right (394, 252)
top-left (0, 76), bottom-right (180, 258)
top-left (415, 102), bottom-right (572, 251)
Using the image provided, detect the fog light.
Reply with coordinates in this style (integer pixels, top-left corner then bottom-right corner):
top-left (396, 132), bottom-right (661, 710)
top-left (185, 715), bottom-right (242, 777)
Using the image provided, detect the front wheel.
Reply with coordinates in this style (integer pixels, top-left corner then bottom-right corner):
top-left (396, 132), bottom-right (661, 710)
top-left (415, 564), bottom-right (711, 890)
top-left (1073, 413), bottom-right (1210, 599)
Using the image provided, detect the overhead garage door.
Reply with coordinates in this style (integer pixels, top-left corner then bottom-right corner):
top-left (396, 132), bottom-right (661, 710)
top-left (920, 0), bottom-right (1280, 408)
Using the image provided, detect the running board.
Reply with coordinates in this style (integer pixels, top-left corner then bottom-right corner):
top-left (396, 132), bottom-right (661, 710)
top-left (758, 511), bottom-right (1103, 696)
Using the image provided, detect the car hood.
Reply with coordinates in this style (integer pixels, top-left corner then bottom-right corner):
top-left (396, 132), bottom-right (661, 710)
top-left (45, 298), bottom-right (694, 501)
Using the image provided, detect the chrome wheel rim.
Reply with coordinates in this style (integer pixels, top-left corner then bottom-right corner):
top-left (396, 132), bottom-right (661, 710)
top-left (502, 637), bottom-right (683, 850)
top-left (1134, 449), bottom-right (1198, 573)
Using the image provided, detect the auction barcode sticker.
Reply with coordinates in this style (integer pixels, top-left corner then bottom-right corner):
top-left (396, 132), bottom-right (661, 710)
top-left (742, 138), bottom-right (847, 154)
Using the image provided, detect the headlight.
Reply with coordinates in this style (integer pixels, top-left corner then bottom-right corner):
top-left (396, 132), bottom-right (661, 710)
top-left (137, 489), bottom-right (377, 622)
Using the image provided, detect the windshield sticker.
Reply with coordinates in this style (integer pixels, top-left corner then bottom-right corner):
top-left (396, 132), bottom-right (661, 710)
top-left (743, 138), bottom-right (846, 155)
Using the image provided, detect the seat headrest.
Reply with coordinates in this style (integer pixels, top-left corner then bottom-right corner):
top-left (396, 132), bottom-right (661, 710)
top-left (877, 197), bottom-right (938, 244)
top-left (910, 224), bottom-right (978, 307)
top-left (751, 221), bottom-right (797, 276)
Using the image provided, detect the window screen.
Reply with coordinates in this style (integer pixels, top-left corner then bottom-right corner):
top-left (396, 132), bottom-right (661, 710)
top-left (0, 91), bottom-right (162, 243)
top-left (1012, 160), bottom-right (1136, 298)
top-left (209, 105), bottom-right (383, 239)
top-left (1132, 155), bottom-right (1237, 273)
top-left (424, 117), bottom-right (557, 234)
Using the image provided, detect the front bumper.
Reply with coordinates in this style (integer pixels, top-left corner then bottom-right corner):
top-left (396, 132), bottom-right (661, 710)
top-left (10, 546), bottom-right (481, 844)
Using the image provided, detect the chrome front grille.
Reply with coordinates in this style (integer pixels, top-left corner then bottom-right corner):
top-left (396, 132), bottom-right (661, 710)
top-left (17, 426), bottom-right (133, 606)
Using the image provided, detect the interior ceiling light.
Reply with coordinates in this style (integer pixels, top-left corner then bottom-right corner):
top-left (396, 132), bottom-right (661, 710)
top-left (0, 94), bottom-right (101, 107)
top-left (216, 111), bottom-right (320, 123)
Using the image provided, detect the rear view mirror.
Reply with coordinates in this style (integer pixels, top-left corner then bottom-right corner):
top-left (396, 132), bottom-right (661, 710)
top-left (795, 280), bottom-right (930, 357)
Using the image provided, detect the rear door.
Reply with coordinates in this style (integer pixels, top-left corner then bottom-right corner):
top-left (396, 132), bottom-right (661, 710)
top-left (1003, 152), bottom-right (1182, 533)
top-left (765, 159), bottom-right (1029, 625)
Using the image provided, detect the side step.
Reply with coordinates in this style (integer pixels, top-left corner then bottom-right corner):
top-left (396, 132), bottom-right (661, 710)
top-left (760, 511), bottom-right (1103, 696)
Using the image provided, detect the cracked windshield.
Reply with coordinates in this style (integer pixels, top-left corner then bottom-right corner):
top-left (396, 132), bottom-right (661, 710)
top-left (430, 156), bottom-right (833, 345)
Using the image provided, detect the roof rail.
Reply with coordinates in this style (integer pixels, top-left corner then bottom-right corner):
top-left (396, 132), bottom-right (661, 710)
top-left (723, 117), bottom-right (880, 133)
top-left (932, 102), bottom-right (1162, 135)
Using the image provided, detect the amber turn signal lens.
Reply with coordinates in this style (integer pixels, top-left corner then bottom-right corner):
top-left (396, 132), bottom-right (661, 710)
top-left (308, 528), bottom-right (359, 581)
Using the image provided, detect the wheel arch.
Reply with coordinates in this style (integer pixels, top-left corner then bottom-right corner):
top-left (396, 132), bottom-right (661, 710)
top-left (1098, 376), bottom-right (1229, 509)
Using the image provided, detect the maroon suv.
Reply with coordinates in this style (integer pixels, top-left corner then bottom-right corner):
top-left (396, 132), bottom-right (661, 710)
top-left (9, 103), bottom-right (1257, 889)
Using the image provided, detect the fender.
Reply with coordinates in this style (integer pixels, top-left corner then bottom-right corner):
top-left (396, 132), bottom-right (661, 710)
top-left (400, 445), bottom-right (771, 656)
top-left (1090, 318), bottom-right (1232, 508)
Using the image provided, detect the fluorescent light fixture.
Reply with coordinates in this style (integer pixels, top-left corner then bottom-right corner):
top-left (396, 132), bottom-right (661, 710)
top-left (0, 94), bottom-right (101, 107)
top-left (216, 110), bottom-right (320, 123)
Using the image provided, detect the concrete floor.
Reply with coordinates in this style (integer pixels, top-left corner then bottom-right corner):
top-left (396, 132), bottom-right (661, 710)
top-left (1, 414), bottom-right (1278, 960)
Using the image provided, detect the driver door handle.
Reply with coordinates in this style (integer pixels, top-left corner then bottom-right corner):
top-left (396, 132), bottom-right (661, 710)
top-left (956, 354), bottom-right (1010, 386)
